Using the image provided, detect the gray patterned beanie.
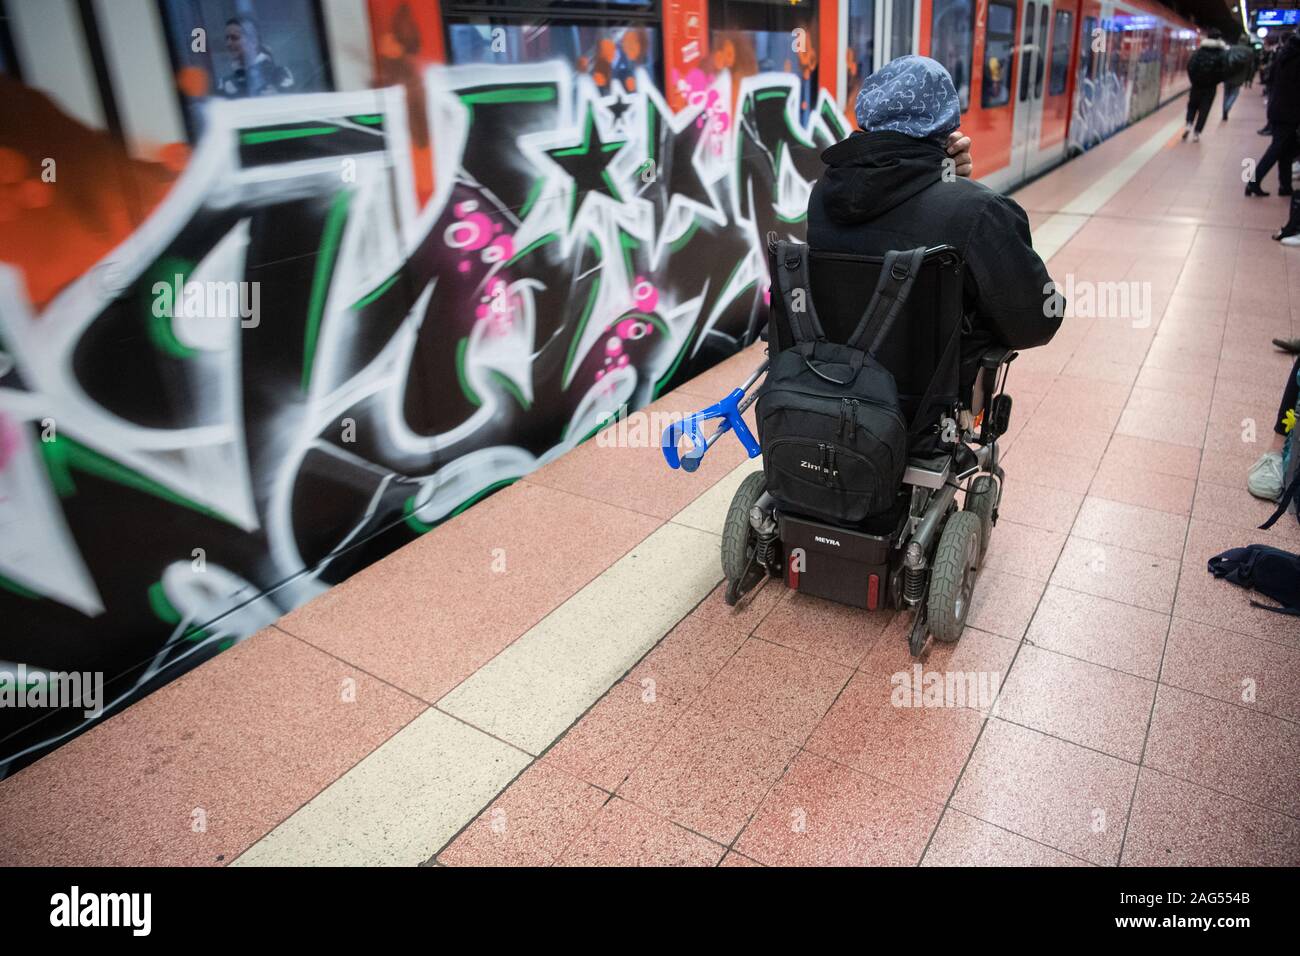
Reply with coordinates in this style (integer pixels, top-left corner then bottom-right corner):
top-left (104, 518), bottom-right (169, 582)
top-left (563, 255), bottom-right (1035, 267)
top-left (854, 55), bottom-right (961, 142)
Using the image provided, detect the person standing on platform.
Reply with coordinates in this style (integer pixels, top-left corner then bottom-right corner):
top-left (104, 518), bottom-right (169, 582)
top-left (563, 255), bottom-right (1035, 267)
top-left (1183, 29), bottom-right (1229, 142)
top-left (1223, 37), bottom-right (1256, 120)
top-left (1247, 32), bottom-right (1300, 197)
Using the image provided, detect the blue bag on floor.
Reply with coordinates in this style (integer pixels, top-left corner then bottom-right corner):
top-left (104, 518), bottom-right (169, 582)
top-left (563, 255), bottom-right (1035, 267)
top-left (1207, 545), bottom-right (1300, 616)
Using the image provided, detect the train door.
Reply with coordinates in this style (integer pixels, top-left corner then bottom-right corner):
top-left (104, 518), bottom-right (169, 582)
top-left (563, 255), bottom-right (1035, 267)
top-left (875, 0), bottom-right (917, 68)
top-left (1008, 0), bottom-right (1047, 180)
top-left (1028, 0), bottom-right (1077, 170)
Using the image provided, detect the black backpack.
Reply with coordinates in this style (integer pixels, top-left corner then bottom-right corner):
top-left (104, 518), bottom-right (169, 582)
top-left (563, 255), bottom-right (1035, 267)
top-left (1207, 545), bottom-right (1300, 616)
top-left (756, 241), bottom-right (958, 525)
top-left (1187, 46), bottom-right (1227, 87)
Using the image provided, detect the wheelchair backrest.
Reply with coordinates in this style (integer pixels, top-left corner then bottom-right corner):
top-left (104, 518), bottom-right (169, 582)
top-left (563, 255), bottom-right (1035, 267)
top-left (767, 244), bottom-right (965, 429)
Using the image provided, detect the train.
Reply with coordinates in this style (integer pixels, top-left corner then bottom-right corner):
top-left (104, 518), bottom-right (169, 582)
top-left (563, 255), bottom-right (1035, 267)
top-left (0, 0), bottom-right (1199, 774)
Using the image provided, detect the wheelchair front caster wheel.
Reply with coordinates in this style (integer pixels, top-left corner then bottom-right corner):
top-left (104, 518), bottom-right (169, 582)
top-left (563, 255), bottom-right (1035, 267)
top-left (928, 511), bottom-right (981, 643)
top-left (964, 474), bottom-right (999, 566)
top-left (721, 471), bottom-right (768, 604)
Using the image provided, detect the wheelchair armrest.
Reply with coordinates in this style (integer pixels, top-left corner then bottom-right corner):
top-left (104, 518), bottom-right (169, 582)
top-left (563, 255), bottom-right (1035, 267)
top-left (978, 346), bottom-right (1018, 370)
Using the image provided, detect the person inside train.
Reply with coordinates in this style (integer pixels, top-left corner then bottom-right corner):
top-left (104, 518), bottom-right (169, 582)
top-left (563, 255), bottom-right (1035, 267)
top-left (218, 15), bottom-right (296, 99)
top-left (1247, 31), bottom-right (1300, 197)
top-left (1183, 28), bottom-right (1229, 143)
top-left (807, 55), bottom-right (1063, 373)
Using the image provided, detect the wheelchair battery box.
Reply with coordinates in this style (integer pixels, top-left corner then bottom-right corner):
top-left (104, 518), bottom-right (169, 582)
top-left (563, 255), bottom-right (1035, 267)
top-left (779, 513), bottom-right (893, 610)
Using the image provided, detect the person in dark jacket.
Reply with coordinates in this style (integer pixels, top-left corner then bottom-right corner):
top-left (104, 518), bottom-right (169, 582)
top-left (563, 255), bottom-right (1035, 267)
top-left (1222, 39), bottom-right (1256, 120)
top-left (807, 55), bottom-right (1062, 373)
top-left (1247, 31), bottom-right (1300, 196)
top-left (1183, 30), bottom-right (1229, 142)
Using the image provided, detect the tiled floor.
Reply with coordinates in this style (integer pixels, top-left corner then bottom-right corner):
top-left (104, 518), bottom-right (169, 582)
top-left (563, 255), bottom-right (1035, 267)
top-left (3, 92), bottom-right (1298, 868)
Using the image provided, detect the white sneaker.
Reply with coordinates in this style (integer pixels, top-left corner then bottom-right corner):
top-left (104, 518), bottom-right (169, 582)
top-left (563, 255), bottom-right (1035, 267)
top-left (1248, 451), bottom-right (1284, 501)
top-left (1283, 235), bottom-right (1300, 247)
top-left (1181, 126), bottom-right (1191, 141)
top-left (1192, 132), bottom-right (1201, 143)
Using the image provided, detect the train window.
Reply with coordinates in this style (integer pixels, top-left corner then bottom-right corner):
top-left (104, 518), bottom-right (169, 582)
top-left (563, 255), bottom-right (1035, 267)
top-left (930, 0), bottom-right (973, 111)
top-left (1034, 3), bottom-right (1048, 98)
top-left (707, 0), bottom-right (819, 119)
top-left (1079, 15), bottom-right (1097, 80)
top-left (890, 0), bottom-right (914, 60)
top-left (1017, 2), bottom-right (1034, 102)
top-left (446, 20), bottom-right (661, 93)
top-left (982, 1), bottom-right (1014, 109)
top-left (157, 0), bottom-right (334, 138)
top-left (1049, 9), bottom-right (1071, 95)
top-left (845, 0), bottom-right (876, 114)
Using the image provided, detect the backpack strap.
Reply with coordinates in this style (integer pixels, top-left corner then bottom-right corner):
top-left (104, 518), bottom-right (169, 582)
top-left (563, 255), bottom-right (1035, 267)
top-left (1258, 469), bottom-right (1300, 531)
top-left (773, 241), bottom-right (826, 354)
top-left (845, 247), bottom-right (928, 357)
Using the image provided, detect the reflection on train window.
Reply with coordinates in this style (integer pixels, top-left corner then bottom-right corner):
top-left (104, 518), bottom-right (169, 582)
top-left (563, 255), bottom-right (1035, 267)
top-left (930, 0), bottom-right (972, 111)
top-left (1034, 4), bottom-right (1048, 98)
top-left (1079, 15), bottom-right (1098, 80)
top-left (845, 0), bottom-right (875, 117)
top-left (1018, 1), bottom-right (1034, 102)
top-left (1049, 9), bottom-right (1072, 95)
top-left (890, 0), bottom-right (913, 61)
top-left (982, 1), bottom-right (1014, 109)
top-left (157, 0), bottom-right (333, 138)
top-left (446, 20), bottom-right (660, 93)
top-left (707, 0), bottom-right (819, 122)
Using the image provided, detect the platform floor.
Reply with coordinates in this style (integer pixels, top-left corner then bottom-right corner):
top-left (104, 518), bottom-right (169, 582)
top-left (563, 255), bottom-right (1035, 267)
top-left (2, 92), bottom-right (1299, 867)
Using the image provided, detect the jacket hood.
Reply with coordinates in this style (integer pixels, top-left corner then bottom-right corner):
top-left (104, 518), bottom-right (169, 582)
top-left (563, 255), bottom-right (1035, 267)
top-left (818, 130), bottom-right (950, 225)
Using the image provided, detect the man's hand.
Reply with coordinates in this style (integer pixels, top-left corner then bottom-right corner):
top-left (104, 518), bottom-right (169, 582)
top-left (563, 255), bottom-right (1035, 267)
top-left (946, 130), bottom-right (974, 178)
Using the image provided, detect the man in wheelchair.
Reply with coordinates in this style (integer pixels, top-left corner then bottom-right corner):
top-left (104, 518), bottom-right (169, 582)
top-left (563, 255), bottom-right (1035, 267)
top-left (723, 56), bottom-right (1064, 656)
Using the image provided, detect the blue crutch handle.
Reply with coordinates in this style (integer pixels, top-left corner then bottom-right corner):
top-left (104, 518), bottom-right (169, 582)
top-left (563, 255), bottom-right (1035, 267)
top-left (661, 360), bottom-right (766, 471)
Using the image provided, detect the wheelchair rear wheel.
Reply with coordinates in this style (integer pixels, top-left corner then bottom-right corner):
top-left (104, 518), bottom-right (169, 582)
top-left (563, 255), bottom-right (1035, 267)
top-left (928, 511), bottom-right (981, 643)
top-left (964, 474), bottom-right (999, 566)
top-left (722, 471), bottom-right (767, 585)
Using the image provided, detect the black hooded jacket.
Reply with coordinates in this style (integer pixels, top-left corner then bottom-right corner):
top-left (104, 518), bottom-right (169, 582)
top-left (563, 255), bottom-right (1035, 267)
top-left (1266, 36), bottom-right (1300, 126)
top-left (808, 131), bottom-right (1062, 355)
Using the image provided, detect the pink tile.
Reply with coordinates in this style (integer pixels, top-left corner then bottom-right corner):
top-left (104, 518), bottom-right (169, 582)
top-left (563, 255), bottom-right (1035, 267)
top-left (1191, 481), bottom-right (1300, 545)
top-left (1117, 406), bottom-right (1205, 448)
top-left (279, 481), bottom-right (660, 703)
top-left (557, 797), bottom-right (724, 866)
top-left (981, 520), bottom-right (1067, 583)
top-left (1001, 447), bottom-right (1097, 495)
top-left (860, 622), bottom-right (1018, 694)
top-left (1173, 519), bottom-right (1300, 646)
top-left (993, 480), bottom-right (1084, 534)
top-left (438, 762), bottom-right (606, 866)
top-left (754, 591), bottom-right (892, 667)
top-left (1161, 618), bottom-right (1300, 722)
top-left (1070, 496), bottom-right (1189, 560)
top-left (1122, 767), bottom-right (1300, 867)
top-left (1026, 585), bottom-right (1169, 679)
top-left (720, 851), bottom-right (763, 866)
top-left (526, 390), bottom-right (751, 520)
top-left (1088, 458), bottom-right (1196, 515)
top-left (1134, 364), bottom-right (1209, 398)
top-left (543, 681), bottom-right (686, 792)
top-left (695, 638), bottom-right (852, 745)
top-left (0, 629), bottom-right (424, 866)
top-left (734, 752), bottom-right (942, 866)
top-left (689, 580), bottom-right (783, 634)
top-left (923, 810), bottom-right (1086, 866)
top-left (805, 672), bottom-right (986, 803)
top-left (965, 569), bottom-right (1046, 640)
top-left (951, 718), bottom-right (1138, 865)
top-left (1015, 421), bottom-right (1114, 466)
top-left (619, 708), bottom-right (797, 844)
top-left (1049, 535), bottom-right (1181, 613)
top-left (1145, 684), bottom-right (1300, 817)
top-left (626, 614), bottom-right (749, 705)
top-left (1100, 434), bottom-right (1201, 480)
top-left (994, 645), bottom-right (1155, 761)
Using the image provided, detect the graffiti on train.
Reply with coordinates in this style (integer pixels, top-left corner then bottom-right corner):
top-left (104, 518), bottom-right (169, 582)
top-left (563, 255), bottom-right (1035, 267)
top-left (0, 64), bottom-right (848, 773)
top-left (1068, 71), bottom-right (1129, 153)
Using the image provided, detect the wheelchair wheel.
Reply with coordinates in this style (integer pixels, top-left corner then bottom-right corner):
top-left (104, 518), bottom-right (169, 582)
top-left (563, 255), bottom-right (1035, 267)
top-left (964, 474), bottom-right (999, 566)
top-left (928, 511), bottom-right (981, 643)
top-left (721, 471), bottom-right (767, 584)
